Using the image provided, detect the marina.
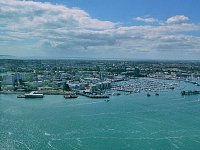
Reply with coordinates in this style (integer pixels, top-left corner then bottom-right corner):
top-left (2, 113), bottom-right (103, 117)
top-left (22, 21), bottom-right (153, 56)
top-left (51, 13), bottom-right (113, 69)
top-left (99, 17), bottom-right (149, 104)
top-left (112, 78), bottom-right (178, 94)
top-left (1, 80), bottom-right (200, 150)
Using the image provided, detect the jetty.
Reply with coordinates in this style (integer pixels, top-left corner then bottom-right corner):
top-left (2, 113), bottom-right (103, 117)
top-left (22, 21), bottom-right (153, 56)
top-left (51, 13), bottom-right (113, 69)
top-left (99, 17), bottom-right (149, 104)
top-left (78, 92), bottom-right (109, 99)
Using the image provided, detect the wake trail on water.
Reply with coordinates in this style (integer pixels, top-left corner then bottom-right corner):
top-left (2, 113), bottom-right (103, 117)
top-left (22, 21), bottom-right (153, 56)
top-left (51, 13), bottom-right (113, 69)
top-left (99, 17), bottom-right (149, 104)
top-left (55, 101), bottom-right (105, 108)
top-left (48, 141), bottom-right (58, 150)
top-left (80, 112), bottom-right (122, 117)
top-left (169, 99), bottom-right (200, 106)
top-left (50, 134), bottom-right (200, 141)
top-left (12, 140), bottom-right (32, 150)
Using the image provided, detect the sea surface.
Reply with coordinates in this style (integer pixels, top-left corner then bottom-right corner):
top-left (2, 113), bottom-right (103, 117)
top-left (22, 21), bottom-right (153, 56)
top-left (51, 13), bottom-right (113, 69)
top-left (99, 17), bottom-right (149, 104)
top-left (1, 81), bottom-right (200, 150)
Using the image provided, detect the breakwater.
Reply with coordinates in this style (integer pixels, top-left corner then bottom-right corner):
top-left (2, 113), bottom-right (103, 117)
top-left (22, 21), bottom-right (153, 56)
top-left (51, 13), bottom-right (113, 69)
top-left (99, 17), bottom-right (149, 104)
top-left (78, 92), bottom-right (109, 99)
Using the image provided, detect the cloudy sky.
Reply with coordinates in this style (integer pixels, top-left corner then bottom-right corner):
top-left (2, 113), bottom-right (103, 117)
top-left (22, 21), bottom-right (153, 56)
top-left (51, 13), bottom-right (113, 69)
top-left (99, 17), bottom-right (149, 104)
top-left (0, 0), bottom-right (200, 60)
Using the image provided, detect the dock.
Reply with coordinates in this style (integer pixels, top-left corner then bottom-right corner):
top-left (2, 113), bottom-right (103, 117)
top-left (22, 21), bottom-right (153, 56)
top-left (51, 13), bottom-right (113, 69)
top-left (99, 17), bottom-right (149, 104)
top-left (78, 92), bottom-right (109, 99)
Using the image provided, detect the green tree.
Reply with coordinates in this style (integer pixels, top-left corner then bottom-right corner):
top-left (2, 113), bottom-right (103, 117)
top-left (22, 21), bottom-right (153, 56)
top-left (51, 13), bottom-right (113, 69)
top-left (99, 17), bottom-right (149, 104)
top-left (19, 79), bottom-right (25, 86)
top-left (63, 82), bottom-right (71, 91)
top-left (13, 79), bottom-right (18, 87)
top-left (0, 82), bottom-right (2, 91)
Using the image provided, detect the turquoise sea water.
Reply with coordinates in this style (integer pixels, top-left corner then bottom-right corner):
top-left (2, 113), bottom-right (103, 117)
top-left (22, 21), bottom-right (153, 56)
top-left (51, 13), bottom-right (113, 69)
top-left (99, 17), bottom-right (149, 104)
top-left (1, 81), bottom-right (200, 150)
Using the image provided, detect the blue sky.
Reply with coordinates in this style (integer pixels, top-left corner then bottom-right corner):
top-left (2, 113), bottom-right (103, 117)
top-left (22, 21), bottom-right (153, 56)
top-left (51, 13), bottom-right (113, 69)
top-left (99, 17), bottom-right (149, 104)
top-left (0, 0), bottom-right (200, 60)
top-left (34, 0), bottom-right (200, 24)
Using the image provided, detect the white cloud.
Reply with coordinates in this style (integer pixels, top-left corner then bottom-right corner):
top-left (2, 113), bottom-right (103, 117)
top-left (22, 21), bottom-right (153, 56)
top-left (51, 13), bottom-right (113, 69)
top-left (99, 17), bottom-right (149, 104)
top-left (166, 15), bottom-right (189, 24)
top-left (134, 17), bottom-right (159, 24)
top-left (0, 0), bottom-right (200, 59)
top-left (0, 0), bottom-right (116, 30)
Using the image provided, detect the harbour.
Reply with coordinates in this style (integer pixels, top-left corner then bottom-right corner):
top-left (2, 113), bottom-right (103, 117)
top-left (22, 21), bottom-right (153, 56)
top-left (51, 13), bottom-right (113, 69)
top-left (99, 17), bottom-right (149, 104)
top-left (1, 80), bottom-right (200, 150)
top-left (0, 0), bottom-right (199, 149)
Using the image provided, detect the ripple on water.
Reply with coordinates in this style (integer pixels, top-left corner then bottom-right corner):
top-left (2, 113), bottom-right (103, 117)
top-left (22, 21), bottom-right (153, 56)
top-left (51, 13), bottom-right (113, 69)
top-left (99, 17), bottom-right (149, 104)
top-left (44, 132), bottom-right (51, 136)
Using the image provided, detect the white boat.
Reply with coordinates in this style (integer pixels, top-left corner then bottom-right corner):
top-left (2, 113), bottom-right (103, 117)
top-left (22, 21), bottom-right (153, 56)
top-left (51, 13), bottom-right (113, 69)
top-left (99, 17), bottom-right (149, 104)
top-left (25, 91), bottom-right (44, 98)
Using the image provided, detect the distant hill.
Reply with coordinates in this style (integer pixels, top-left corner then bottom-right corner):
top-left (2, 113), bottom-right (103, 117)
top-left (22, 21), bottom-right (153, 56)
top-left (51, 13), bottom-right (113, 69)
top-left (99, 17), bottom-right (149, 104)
top-left (0, 55), bottom-right (17, 59)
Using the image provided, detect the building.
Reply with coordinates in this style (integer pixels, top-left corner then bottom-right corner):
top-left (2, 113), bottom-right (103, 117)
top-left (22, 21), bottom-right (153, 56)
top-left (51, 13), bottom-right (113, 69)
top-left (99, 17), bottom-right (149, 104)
top-left (89, 81), bottom-right (111, 92)
top-left (3, 74), bottom-right (15, 85)
top-left (3, 73), bottom-right (27, 85)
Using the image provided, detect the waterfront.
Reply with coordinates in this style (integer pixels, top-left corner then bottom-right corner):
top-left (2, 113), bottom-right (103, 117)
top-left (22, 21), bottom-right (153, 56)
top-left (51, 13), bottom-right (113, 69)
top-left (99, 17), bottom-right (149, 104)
top-left (1, 81), bottom-right (200, 150)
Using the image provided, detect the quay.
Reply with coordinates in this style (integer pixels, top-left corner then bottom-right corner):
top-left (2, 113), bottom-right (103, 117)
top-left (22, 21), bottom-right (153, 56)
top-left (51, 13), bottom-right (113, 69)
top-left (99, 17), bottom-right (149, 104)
top-left (78, 92), bottom-right (109, 99)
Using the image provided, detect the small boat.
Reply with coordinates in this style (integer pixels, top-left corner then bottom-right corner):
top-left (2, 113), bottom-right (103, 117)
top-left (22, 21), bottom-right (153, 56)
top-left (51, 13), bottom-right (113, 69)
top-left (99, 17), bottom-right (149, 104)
top-left (147, 93), bottom-right (151, 97)
top-left (112, 92), bottom-right (120, 96)
top-left (17, 95), bottom-right (25, 98)
top-left (104, 99), bottom-right (110, 102)
top-left (155, 93), bottom-right (159, 96)
top-left (64, 95), bottom-right (78, 99)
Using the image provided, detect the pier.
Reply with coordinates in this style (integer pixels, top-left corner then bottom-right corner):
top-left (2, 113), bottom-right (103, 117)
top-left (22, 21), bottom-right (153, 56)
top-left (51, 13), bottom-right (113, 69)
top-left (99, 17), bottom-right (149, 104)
top-left (78, 92), bottom-right (109, 99)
